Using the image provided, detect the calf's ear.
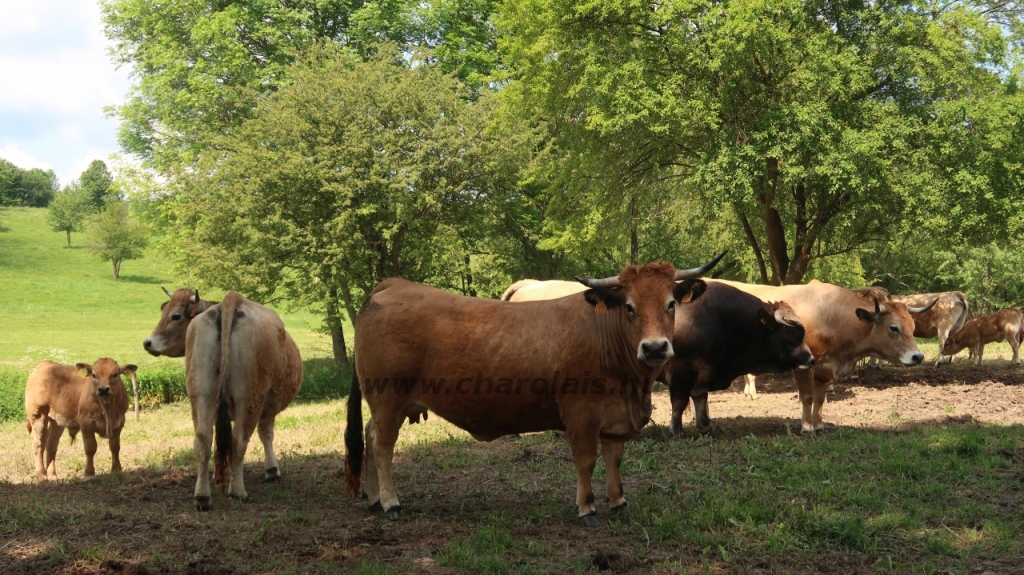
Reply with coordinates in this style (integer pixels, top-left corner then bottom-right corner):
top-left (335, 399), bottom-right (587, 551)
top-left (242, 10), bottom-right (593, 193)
top-left (674, 279), bottom-right (707, 303)
top-left (855, 308), bottom-right (877, 323)
top-left (583, 287), bottom-right (624, 313)
top-left (119, 364), bottom-right (138, 377)
top-left (75, 363), bottom-right (93, 377)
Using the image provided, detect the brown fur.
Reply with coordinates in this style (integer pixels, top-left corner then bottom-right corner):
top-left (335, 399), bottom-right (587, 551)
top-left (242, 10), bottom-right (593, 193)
top-left (708, 279), bottom-right (924, 434)
top-left (346, 262), bottom-right (707, 522)
top-left (24, 358), bottom-right (137, 481)
top-left (942, 308), bottom-right (1023, 365)
top-left (143, 288), bottom-right (218, 358)
top-left (181, 291), bottom-right (303, 510)
top-left (892, 292), bottom-right (969, 365)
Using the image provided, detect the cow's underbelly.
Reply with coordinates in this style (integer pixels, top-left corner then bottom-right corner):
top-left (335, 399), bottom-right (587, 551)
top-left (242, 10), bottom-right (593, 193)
top-left (426, 397), bottom-right (566, 437)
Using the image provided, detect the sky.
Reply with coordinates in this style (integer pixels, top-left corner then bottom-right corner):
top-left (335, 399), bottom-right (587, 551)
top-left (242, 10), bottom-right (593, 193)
top-left (0, 0), bottom-right (132, 186)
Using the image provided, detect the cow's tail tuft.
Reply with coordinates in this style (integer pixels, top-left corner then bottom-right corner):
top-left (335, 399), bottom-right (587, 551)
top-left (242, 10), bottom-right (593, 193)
top-left (343, 360), bottom-right (364, 501)
top-left (68, 426), bottom-right (78, 445)
top-left (214, 293), bottom-right (240, 495)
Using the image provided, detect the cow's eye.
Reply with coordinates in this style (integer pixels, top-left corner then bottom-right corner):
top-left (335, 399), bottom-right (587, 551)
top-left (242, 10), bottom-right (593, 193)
top-left (667, 301), bottom-right (676, 311)
top-left (889, 325), bottom-right (899, 334)
top-left (625, 303), bottom-right (636, 315)
top-left (171, 313), bottom-right (182, 321)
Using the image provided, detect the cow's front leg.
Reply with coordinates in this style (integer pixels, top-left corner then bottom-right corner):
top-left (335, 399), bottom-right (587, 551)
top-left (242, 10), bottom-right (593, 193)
top-left (109, 427), bottom-right (122, 473)
top-left (258, 417), bottom-right (281, 481)
top-left (810, 379), bottom-right (830, 432)
top-left (692, 391), bottom-right (712, 435)
top-left (191, 396), bottom-right (216, 511)
top-left (370, 410), bottom-right (405, 520)
top-left (566, 425), bottom-right (601, 526)
top-left (43, 422), bottom-right (63, 480)
top-left (974, 345), bottom-right (984, 366)
top-left (744, 374), bottom-right (758, 399)
top-left (600, 439), bottom-right (626, 513)
top-left (82, 430), bottom-right (98, 480)
top-left (667, 379), bottom-right (692, 437)
top-left (793, 369), bottom-right (816, 435)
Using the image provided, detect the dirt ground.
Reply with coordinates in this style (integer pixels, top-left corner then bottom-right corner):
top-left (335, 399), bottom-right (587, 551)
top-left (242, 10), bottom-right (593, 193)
top-left (2, 359), bottom-right (1023, 574)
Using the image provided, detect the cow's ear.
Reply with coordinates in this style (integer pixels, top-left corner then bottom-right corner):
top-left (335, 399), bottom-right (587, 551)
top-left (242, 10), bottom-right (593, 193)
top-left (120, 364), bottom-right (138, 377)
top-left (757, 308), bottom-right (778, 330)
top-left (75, 363), bottom-right (92, 377)
top-left (674, 279), bottom-right (707, 303)
top-left (583, 288), bottom-right (624, 312)
top-left (160, 301), bottom-right (169, 311)
top-left (855, 307), bottom-right (878, 323)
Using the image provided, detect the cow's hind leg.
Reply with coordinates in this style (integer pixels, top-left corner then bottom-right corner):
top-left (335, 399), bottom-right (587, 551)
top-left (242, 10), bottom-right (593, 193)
top-left (258, 417), bottom-right (281, 481)
top-left (667, 373), bottom-right (695, 437)
top-left (744, 374), bottom-right (758, 399)
top-left (191, 395), bottom-right (217, 511)
top-left (692, 392), bottom-right (713, 435)
top-left (369, 411), bottom-right (405, 520)
top-left (600, 439), bottom-right (626, 514)
top-left (793, 369), bottom-right (816, 435)
top-left (226, 399), bottom-right (257, 500)
top-left (1009, 327), bottom-right (1021, 365)
top-left (29, 416), bottom-right (48, 481)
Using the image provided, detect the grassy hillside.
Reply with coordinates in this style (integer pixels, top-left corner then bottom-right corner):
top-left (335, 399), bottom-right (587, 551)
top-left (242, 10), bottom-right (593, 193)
top-left (0, 207), bottom-right (348, 420)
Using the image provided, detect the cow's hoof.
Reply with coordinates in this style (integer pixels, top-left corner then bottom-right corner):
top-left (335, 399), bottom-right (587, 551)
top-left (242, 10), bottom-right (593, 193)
top-left (384, 505), bottom-right (402, 521)
top-left (578, 513), bottom-right (603, 528)
top-left (84, 476), bottom-right (95, 484)
top-left (195, 496), bottom-right (212, 511)
top-left (610, 502), bottom-right (629, 518)
top-left (368, 500), bottom-right (384, 513)
top-left (800, 427), bottom-right (816, 436)
top-left (265, 467), bottom-right (281, 482)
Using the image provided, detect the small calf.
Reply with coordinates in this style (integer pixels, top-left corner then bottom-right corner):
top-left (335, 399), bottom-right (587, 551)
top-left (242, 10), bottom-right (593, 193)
top-left (942, 309), bottom-right (1024, 366)
top-left (25, 358), bottom-right (138, 481)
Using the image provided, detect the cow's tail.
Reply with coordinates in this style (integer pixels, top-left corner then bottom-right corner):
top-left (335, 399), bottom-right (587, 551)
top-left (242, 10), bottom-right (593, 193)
top-left (214, 293), bottom-right (241, 494)
top-left (343, 359), bottom-right (364, 501)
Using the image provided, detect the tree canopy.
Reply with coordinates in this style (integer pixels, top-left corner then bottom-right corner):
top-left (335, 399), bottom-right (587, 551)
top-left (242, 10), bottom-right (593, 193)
top-left (47, 182), bottom-right (95, 247)
top-left (80, 160), bottom-right (115, 208)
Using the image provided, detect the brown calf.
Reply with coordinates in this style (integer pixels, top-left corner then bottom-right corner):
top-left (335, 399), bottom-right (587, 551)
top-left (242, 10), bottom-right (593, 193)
top-left (942, 309), bottom-right (1024, 365)
top-left (25, 358), bottom-right (138, 481)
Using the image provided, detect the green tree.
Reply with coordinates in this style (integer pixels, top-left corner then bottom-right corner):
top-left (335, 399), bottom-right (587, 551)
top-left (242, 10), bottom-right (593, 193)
top-left (80, 160), bottom-right (114, 208)
top-left (89, 200), bottom-right (150, 278)
top-left (166, 45), bottom-right (535, 367)
top-left (499, 0), bottom-right (1024, 285)
top-left (11, 168), bottom-right (58, 207)
top-left (0, 159), bottom-right (17, 205)
top-left (48, 182), bottom-right (96, 247)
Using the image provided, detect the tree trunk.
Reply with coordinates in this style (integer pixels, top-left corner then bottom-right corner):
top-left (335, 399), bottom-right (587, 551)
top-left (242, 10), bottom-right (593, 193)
top-left (326, 286), bottom-right (349, 369)
top-left (463, 254), bottom-right (476, 297)
top-left (338, 276), bottom-right (360, 345)
top-left (113, 259), bottom-right (120, 279)
top-left (629, 193), bottom-right (639, 265)
top-left (736, 205), bottom-right (769, 284)
top-left (66, 230), bottom-right (71, 248)
top-left (760, 158), bottom-right (790, 285)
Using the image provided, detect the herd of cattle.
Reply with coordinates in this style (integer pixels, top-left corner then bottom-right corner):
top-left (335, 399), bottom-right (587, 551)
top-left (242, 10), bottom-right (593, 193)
top-left (21, 254), bottom-right (1024, 527)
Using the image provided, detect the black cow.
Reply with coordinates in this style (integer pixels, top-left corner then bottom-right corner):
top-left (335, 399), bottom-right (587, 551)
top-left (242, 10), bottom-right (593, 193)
top-left (666, 282), bottom-right (814, 436)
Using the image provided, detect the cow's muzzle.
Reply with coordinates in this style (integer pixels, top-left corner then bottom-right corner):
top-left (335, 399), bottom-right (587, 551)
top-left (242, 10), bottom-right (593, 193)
top-left (98, 386), bottom-right (111, 397)
top-left (638, 338), bottom-right (674, 366)
top-left (796, 353), bottom-right (815, 370)
top-left (143, 338), bottom-right (162, 357)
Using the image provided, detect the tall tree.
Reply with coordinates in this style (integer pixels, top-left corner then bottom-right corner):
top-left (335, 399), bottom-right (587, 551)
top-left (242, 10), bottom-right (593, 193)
top-left (80, 160), bottom-right (115, 208)
top-left (499, 0), bottom-right (1024, 285)
top-left (48, 182), bottom-right (96, 247)
top-left (166, 45), bottom-right (535, 367)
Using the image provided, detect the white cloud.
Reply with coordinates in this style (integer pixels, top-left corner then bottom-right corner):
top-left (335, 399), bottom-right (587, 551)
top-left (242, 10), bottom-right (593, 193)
top-left (0, 144), bottom-right (54, 172)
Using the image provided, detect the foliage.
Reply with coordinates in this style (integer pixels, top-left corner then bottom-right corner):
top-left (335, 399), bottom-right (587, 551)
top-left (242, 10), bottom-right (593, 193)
top-left (79, 160), bottom-right (114, 208)
top-left (101, 0), bottom-right (502, 170)
top-left (47, 182), bottom-right (95, 248)
top-left (166, 45), bottom-right (538, 366)
top-left (88, 201), bottom-right (150, 279)
top-left (0, 369), bottom-right (22, 423)
top-left (498, 0), bottom-right (1024, 285)
top-left (0, 160), bottom-right (58, 207)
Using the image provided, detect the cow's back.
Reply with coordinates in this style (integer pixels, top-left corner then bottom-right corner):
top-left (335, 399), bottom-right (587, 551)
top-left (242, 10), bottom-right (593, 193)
top-left (25, 362), bottom-right (86, 425)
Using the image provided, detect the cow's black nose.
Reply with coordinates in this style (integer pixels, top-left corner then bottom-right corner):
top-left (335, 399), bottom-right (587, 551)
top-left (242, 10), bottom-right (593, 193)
top-left (143, 339), bottom-right (152, 349)
top-left (98, 386), bottom-right (111, 396)
top-left (641, 340), bottom-right (669, 359)
top-left (911, 353), bottom-right (924, 365)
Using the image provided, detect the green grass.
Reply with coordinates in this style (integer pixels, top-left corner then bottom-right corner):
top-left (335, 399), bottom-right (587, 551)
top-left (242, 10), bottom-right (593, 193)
top-left (0, 207), bottom-right (350, 420)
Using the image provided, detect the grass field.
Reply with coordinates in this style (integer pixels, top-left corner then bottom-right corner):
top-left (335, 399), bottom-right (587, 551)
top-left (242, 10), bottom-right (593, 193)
top-left (0, 207), bottom-right (349, 420)
top-left (2, 206), bottom-right (1023, 574)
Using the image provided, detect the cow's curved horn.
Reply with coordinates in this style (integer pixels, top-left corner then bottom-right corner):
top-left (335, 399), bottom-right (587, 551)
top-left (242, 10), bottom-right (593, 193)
top-left (575, 275), bottom-right (622, 289)
top-left (674, 250), bottom-right (728, 280)
top-left (774, 309), bottom-right (796, 327)
top-left (908, 298), bottom-right (939, 314)
top-left (161, 285), bottom-right (172, 297)
top-left (874, 297), bottom-right (881, 316)
top-left (190, 289), bottom-right (199, 303)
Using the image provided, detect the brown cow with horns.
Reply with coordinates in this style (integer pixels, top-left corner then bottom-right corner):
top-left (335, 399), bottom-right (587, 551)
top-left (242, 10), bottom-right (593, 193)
top-left (344, 254), bottom-right (725, 526)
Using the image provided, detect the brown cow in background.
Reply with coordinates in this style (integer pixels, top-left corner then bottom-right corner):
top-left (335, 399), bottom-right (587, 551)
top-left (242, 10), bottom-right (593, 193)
top-left (942, 308), bottom-right (1024, 365)
top-left (25, 358), bottom-right (138, 481)
top-left (144, 287), bottom-right (217, 357)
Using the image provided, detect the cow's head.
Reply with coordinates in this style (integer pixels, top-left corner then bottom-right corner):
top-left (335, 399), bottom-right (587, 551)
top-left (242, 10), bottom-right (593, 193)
top-left (940, 332), bottom-right (966, 356)
top-left (576, 252), bottom-right (725, 369)
top-left (759, 301), bottom-right (814, 370)
top-left (144, 287), bottom-right (209, 357)
top-left (77, 358), bottom-right (137, 436)
top-left (856, 297), bottom-right (935, 365)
